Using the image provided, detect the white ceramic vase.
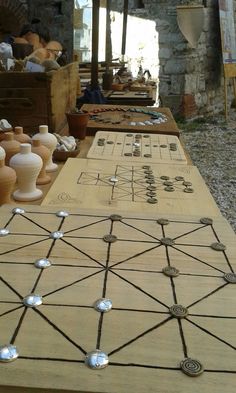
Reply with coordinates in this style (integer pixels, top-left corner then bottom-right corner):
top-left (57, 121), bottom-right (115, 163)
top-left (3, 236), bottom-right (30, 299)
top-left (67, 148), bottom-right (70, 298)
top-left (9, 143), bottom-right (43, 201)
top-left (32, 125), bottom-right (58, 172)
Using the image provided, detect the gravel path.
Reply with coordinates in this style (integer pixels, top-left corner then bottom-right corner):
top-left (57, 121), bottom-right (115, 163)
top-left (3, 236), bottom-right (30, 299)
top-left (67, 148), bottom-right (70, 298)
top-left (179, 113), bottom-right (236, 233)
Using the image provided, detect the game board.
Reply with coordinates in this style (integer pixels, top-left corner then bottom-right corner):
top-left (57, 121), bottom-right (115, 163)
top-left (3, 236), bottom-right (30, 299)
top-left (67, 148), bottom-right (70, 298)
top-left (87, 131), bottom-right (187, 164)
top-left (81, 104), bottom-right (180, 136)
top-left (41, 158), bottom-right (221, 217)
top-left (0, 204), bottom-right (235, 393)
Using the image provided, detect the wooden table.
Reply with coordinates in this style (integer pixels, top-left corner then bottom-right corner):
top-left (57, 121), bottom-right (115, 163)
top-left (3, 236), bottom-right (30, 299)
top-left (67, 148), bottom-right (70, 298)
top-left (103, 89), bottom-right (155, 106)
top-left (0, 204), bottom-right (235, 393)
top-left (81, 104), bottom-right (180, 137)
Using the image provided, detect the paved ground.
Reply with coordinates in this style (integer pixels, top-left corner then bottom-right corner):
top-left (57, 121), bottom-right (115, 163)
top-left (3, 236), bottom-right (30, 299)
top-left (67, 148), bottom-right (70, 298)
top-left (179, 113), bottom-right (236, 233)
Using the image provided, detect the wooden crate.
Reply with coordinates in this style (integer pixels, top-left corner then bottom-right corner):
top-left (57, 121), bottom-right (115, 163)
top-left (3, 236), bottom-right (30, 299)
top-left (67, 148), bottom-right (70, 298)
top-left (0, 62), bottom-right (78, 134)
top-left (0, 204), bottom-right (235, 393)
top-left (41, 158), bottom-right (221, 217)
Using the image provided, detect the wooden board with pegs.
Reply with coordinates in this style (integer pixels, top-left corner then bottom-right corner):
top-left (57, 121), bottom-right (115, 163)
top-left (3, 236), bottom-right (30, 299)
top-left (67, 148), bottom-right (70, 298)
top-left (0, 204), bottom-right (235, 393)
top-left (81, 104), bottom-right (180, 136)
top-left (87, 131), bottom-right (187, 164)
top-left (41, 158), bottom-right (221, 217)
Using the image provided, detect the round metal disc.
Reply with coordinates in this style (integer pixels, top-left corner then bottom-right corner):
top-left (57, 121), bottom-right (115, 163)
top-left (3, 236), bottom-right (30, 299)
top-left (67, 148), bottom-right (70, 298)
top-left (56, 211), bottom-right (69, 218)
top-left (169, 304), bottom-right (188, 318)
top-left (160, 175), bottom-right (169, 180)
top-left (175, 176), bottom-right (185, 181)
top-left (183, 181), bottom-right (192, 186)
top-left (223, 272), bottom-right (236, 283)
top-left (162, 266), bottom-right (180, 277)
top-left (0, 228), bottom-right (10, 237)
top-left (147, 198), bottom-right (158, 204)
top-left (161, 237), bottom-right (175, 246)
top-left (12, 207), bottom-right (25, 214)
top-left (109, 214), bottom-right (122, 221)
top-left (23, 294), bottom-right (43, 307)
top-left (142, 165), bottom-right (150, 170)
top-left (184, 188), bottom-right (194, 193)
top-left (163, 181), bottom-right (173, 186)
top-left (146, 192), bottom-right (156, 197)
top-left (157, 218), bottom-right (169, 226)
top-left (200, 217), bottom-right (213, 225)
top-left (103, 234), bottom-right (117, 243)
top-left (210, 242), bottom-right (226, 251)
top-left (85, 350), bottom-right (109, 369)
top-left (0, 344), bottom-right (19, 362)
top-left (164, 186), bottom-right (175, 192)
top-left (109, 176), bottom-right (118, 183)
top-left (180, 358), bottom-right (204, 377)
top-left (50, 231), bottom-right (64, 239)
top-left (147, 185), bottom-right (157, 191)
top-left (94, 298), bottom-right (112, 312)
top-left (34, 258), bottom-right (52, 269)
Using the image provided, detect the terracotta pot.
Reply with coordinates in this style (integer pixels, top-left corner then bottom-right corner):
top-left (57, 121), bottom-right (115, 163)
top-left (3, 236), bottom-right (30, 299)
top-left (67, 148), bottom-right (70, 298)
top-left (0, 132), bottom-right (20, 166)
top-left (0, 146), bottom-right (16, 205)
top-left (14, 126), bottom-right (32, 144)
top-left (66, 112), bottom-right (89, 140)
top-left (31, 139), bottom-right (51, 185)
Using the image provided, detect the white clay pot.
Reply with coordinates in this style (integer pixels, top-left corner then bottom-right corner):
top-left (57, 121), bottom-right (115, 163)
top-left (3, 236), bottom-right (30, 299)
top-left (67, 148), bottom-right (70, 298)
top-left (32, 125), bottom-right (58, 172)
top-left (9, 143), bottom-right (43, 201)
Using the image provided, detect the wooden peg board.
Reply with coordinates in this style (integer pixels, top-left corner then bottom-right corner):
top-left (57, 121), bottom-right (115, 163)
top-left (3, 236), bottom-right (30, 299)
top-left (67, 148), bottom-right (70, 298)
top-left (81, 104), bottom-right (180, 136)
top-left (87, 131), bottom-right (187, 164)
top-left (0, 204), bottom-right (235, 393)
top-left (41, 158), bottom-right (221, 217)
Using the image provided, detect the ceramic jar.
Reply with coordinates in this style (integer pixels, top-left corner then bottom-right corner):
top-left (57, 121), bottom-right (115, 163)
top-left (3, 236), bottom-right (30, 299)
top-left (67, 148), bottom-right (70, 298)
top-left (32, 125), bottom-right (58, 172)
top-left (9, 143), bottom-right (43, 202)
top-left (0, 146), bottom-right (16, 205)
top-left (14, 126), bottom-right (32, 143)
top-left (31, 139), bottom-right (51, 185)
top-left (0, 132), bottom-right (20, 165)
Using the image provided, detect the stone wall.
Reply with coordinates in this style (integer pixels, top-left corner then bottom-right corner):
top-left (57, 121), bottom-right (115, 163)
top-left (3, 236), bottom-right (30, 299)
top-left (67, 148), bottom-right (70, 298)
top-left (110, 0), bottom-right (236, 118)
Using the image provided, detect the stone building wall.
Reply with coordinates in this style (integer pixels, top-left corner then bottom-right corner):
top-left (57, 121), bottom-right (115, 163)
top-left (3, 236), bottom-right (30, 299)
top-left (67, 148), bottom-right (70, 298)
top-left (110, 0), bottom-right (236, 118)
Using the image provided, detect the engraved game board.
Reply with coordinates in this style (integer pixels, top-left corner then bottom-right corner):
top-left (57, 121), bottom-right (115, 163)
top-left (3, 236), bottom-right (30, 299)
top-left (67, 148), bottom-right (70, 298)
top-left (87, 131), bottom-right (187, 164)
top-left (0, 205), bottom-right (235, 393)
top-left (81, 104), bottom-right (180, 136)
top-left (41, 158), bottom-right (221, 217)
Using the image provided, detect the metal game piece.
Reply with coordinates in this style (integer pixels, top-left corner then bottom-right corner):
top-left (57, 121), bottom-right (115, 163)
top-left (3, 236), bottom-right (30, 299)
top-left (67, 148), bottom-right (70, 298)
top-left (162, 266), bottom-right (180, 277)
top-left (147, 198), bottom-right (158, 204)
top-left (103, 234), bottom-right (117, 243)
top-left (160, 237), bottom-right (175, 246)
top-left (12, 207), bottom-right (25, 214)
top-left (0, 228), bottom-right (9, 236)
top-left (223, 273), bottom-right (236, 283)
top-left (183, 181), bottom-right (192, 186)
top-left (34, 258), bottom-right (52, 269)
top-left (160, 175), bottom-right (169, 180)
top-left (85, 350), bottom-right (109, 369)
top-left (0, 344), bottom-right (19, 363)
top-left (180, 358), bottom-right (204, 377)
top-left (200, 217), bottom-right (213, 225)
top-left (164, 186), bottom-right (175, 192)
top-left (50, 231), bottom-right (64, 239)
top-left (56, 210), bottom-right (69, 217)
top-left (109, 214), bottom-right (122, 221)
top-left (175, 176), bottom-right (185, 181)
top-left (210, 242), bottom-right (226, 251)
top-left (169, 304), bottom-right (188, 318)
top-left (109, 176), bottom-right (119, 184)
top-left (23, 294), bottom-right (43, 307)
top-left (184, 188), bottom-right (194, 193)
top-left (94, 298), bottom-right (113, 312)
top-left (157, 218), bottom-right (169, 225)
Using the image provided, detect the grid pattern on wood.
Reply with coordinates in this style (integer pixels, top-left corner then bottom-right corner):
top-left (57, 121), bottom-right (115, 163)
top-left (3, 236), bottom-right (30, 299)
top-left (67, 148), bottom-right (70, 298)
top-left (0, 205), bottom-right (235, 392)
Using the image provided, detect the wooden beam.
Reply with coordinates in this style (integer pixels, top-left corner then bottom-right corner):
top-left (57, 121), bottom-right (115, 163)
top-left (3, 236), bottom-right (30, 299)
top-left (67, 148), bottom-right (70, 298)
top-left (91, 0), bottom-right (100, 89)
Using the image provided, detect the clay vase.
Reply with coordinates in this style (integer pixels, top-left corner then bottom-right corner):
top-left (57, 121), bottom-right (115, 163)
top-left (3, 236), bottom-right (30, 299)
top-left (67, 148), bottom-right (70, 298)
top-left (32, 125), bottom-right (58, 172)
top-left (0, 132), bottom-right (20, 166)
top-left (9, 143), bottom-right (43, 202)
top-left (0, 146), bottom-right (16, 205)
top-left (66, 112), bottom-right (89, 140)
top-left (14, 126), bottom-right (32, 144)
top-left (31, 139), bottom-right (51, 185)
